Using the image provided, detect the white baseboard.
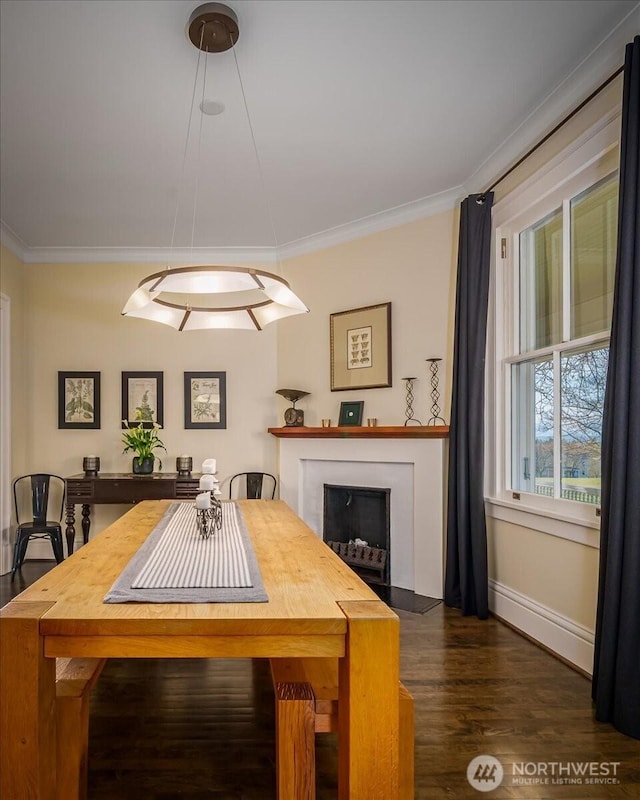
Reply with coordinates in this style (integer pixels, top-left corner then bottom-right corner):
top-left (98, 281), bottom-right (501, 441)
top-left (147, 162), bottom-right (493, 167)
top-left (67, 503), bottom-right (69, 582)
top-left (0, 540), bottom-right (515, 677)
top-left (489, 579), bottom-right (594, 676)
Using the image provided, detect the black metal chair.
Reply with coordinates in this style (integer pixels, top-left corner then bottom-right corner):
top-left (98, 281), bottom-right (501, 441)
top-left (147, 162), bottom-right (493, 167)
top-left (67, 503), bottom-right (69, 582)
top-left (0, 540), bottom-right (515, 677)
top-left (11, 473), bottom-right (65, 580)
top-left (228, 472), bottom-right (277, 500)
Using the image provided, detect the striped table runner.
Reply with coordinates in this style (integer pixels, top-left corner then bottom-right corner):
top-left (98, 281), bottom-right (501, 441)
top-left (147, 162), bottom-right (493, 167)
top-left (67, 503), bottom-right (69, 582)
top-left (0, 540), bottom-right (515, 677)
top-left (133, 502), bottom-right (251, 589)
top-left (104, 502), bottom-right (267, 603)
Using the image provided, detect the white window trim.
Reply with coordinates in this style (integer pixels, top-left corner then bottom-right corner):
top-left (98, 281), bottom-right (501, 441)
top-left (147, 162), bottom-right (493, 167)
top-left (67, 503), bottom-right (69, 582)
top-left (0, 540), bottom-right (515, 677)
top-left (0, 293), bottom-right (11, 575)
top-left (486, 498), bottom-right (599, 548)
top-left (487, 115), bottom-right (620, 546)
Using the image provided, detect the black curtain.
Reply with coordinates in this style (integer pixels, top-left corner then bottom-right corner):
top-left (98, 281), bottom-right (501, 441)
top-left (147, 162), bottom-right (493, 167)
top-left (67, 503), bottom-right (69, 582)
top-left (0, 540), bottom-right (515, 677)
top-left (444, 192), bottom-right (493, 619)
top-left (592, 35), bottom-right (640, 740)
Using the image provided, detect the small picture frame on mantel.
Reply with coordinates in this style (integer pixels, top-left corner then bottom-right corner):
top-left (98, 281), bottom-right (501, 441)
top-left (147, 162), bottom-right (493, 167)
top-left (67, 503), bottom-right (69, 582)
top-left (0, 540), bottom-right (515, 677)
top-left (338, 401), bottom-right (364, 426)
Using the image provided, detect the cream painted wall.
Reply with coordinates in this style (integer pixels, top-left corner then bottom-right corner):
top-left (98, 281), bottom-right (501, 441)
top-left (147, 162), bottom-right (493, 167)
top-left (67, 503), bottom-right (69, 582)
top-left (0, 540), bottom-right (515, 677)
top-left (278, 209), bottom-right (458, 427)
top-left (20, 260), bottom-right (278, 541)
top-left (487, 519), bottom-right (600, 630)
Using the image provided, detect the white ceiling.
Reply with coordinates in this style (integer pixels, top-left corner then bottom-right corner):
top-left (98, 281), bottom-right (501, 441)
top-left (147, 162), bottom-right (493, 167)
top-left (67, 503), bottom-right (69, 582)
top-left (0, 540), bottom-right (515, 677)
top-left (1, 0), bottom-right (638, 258)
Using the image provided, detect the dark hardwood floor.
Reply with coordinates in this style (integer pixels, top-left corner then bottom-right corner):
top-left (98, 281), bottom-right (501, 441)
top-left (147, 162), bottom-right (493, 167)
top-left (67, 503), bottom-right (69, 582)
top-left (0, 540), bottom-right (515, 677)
top-left (3, 561), bottom-right (639, 799)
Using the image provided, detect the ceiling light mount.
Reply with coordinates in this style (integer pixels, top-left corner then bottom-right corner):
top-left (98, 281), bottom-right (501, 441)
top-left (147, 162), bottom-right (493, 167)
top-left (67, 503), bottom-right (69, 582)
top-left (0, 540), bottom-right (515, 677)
top-left (187, 3), bottom-right (239, 53)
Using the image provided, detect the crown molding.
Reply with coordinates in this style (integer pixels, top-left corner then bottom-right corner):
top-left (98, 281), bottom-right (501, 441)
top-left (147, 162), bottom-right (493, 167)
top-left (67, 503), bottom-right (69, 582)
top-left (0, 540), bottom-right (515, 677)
top-left (464, 3), bottom-right (639, 196)
top-left (278, 186), bottom-right (463, 260)
top-left (0, 222), bottom-right (28, 261)
top-left (1, 186), bottom-right (462, 265)
top-left (9, 244), bottom-right (279, 266)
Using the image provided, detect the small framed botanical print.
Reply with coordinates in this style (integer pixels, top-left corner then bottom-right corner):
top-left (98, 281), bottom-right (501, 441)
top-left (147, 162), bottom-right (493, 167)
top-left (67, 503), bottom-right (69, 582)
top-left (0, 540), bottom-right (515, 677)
top-left (58, 372), bottom-right (101, 429)
top-left (122, 371), bottom-right (164, 428)
top-left (184, 372), bottom-right (227, 429)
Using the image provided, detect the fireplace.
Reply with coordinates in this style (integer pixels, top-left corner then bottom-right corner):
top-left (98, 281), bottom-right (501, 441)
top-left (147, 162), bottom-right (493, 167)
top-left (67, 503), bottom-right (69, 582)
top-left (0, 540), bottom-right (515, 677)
top-left (323, 484), bottom-right (391, 586)
top-left (275, 436), bottom-right (446, 598)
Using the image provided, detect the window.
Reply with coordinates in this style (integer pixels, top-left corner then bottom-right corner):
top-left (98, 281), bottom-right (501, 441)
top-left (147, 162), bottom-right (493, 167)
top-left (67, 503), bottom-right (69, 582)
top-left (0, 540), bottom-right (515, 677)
top-left (511, 175), bottom-right (617, 506)
top-left (491, 120), bottom-right (619, 530)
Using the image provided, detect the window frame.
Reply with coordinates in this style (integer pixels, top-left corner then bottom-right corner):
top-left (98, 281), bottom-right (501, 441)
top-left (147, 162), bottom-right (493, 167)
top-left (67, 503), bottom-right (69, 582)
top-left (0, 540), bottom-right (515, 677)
top-left (487, 115), bottom-right (620, 546)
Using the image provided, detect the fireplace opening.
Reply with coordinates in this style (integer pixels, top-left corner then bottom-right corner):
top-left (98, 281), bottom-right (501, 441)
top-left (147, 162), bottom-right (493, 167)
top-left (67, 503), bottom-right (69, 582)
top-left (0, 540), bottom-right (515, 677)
top-left (323, 484), bottom-right (390, 586)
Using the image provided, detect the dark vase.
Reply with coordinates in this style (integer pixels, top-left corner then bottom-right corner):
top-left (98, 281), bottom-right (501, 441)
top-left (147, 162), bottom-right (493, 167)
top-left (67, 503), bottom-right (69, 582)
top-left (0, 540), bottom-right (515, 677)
top-left (132, 456), bottom-right (154, 475)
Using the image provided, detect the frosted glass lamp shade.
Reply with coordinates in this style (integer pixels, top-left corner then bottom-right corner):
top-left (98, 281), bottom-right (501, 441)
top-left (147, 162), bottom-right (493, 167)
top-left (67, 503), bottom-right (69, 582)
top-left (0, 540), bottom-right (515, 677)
top-left (122, 266), bottom-right (308, 331)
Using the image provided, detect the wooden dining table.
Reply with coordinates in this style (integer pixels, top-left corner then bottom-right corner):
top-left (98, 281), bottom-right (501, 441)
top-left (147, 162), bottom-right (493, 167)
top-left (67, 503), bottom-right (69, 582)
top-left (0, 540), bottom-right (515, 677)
top-left (0, 499), bottom-right (400, 799)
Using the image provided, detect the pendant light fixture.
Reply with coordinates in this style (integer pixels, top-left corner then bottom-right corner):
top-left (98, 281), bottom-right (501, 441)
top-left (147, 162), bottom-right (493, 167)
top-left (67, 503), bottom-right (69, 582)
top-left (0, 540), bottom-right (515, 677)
top-left (122, 3), bottom-right (308, 331)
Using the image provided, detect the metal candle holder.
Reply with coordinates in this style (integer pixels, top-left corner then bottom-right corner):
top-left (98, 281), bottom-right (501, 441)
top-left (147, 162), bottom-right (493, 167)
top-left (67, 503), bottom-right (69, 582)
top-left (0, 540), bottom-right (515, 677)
top-left (196, 494), bottom-right (223, 539)
top-left (83, 456), bottom-right (100, 476)
top-left (176, 456), bottom-right (193, 476)
top-left (425, 358), bottom-right (446, 426)
top-left (401, 377), bottom-right (422, 425)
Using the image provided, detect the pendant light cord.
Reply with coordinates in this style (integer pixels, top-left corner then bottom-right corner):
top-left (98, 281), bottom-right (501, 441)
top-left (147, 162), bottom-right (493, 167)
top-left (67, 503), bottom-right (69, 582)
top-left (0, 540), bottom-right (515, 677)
top-left (231, 34), bottom-right (281, 259)
top-left (190, 44), bottom-right (208, 263)
top-left (168, 23), bottom-right (206, 260)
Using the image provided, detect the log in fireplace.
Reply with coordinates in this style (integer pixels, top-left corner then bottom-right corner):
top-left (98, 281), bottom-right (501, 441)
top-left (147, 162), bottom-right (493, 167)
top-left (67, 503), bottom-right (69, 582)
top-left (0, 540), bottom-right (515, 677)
top-left (323, 483), bottom-right (391, 586)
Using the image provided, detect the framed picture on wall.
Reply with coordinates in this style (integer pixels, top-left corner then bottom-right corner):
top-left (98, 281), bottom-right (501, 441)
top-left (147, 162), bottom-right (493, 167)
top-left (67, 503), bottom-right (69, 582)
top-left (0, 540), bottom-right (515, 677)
top-left (330, 302), bottom-right (392, 391)
top-left (58, 371), bottom-right (101, 429)
top-left (184, 372), bottom-right (227, 429)
top-left (122, 371), bottom-right (164, 428)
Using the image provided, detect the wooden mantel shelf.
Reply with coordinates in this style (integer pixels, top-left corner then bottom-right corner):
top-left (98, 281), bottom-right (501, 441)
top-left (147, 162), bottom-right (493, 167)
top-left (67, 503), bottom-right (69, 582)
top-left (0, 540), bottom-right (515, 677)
top-left (268, 425), bottom-right (449, 439)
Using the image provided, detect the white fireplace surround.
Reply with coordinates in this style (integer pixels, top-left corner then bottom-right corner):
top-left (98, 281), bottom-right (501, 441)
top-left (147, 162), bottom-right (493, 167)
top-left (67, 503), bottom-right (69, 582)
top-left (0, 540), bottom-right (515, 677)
top-left (277, 437), bottom-right (445, 598)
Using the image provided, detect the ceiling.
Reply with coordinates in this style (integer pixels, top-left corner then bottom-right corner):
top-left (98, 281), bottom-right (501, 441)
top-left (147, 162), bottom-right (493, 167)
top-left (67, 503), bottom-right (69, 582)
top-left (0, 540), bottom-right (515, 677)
top-left (1, 0), bottom-right (638, 257)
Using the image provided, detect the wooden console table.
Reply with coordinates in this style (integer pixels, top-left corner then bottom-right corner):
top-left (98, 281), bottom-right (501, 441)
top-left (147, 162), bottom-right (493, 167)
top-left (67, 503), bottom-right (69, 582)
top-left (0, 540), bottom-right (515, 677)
top-left (64, 473), bottom-right (200, 555)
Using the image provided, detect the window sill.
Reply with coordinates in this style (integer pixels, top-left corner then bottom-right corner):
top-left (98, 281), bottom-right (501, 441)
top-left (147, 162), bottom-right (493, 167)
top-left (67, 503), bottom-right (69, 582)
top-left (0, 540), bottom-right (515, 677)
top-left (485, 497), bottom-right (600, 548)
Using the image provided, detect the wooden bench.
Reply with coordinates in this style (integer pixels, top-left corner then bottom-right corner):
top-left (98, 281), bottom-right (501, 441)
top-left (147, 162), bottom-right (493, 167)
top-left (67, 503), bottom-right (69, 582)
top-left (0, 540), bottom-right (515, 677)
top-left (55, 657), bottom-right (106, 800)
top-left (270, 657), bottom-right (414, 800)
